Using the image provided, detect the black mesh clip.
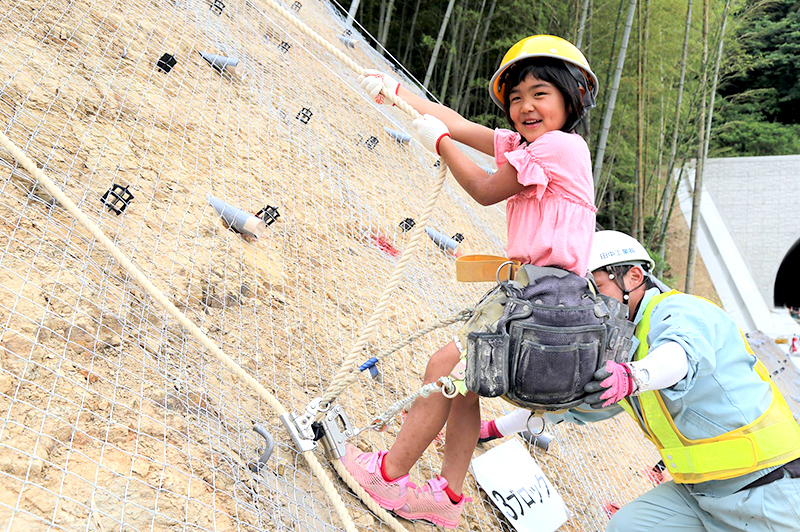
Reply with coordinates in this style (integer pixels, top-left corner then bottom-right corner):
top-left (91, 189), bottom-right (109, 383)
top-left (296, 107), bottom-right (312, 124)
top-left (101, 184), bottom-right (133, 215)
top-left (156, 53), bottom-right (177, 73)
top-left (256, 205), bottom-right (280, 226)
top-left (399, 218), bottom-right (416, 232)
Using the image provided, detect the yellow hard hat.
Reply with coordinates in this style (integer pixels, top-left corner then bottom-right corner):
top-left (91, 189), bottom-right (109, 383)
top-left (489, 35), bottom-right (599, 110)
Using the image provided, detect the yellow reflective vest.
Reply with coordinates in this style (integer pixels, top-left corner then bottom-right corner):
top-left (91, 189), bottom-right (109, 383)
top-left (622, 290), bottom-right (800, 483)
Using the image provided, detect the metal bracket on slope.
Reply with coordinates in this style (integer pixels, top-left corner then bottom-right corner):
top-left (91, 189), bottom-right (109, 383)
top-left (249, 423), bottom-right (276, 474)
top-left (317, 405), bottom-right (356, 460)
top-left (280, 399), bottom-right (324, 453)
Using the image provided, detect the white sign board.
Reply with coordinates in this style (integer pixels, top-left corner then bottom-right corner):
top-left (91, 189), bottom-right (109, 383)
top-left (471, 439), bottom-right (568, 532)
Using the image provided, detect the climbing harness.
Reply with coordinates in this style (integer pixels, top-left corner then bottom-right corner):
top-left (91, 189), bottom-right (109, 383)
top-left (461, 264), bottom-right (635, 411)
top-left (455, 254), bottom-right (519, 283)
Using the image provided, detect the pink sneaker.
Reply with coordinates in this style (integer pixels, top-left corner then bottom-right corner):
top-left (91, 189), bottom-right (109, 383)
top-left (395, 476), bottom-right (471, 529)
top-left (341, 443), bottom-right (413, 510)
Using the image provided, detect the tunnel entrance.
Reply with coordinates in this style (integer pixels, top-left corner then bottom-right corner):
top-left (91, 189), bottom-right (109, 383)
top-left (774, 239), bottom-right (800, 309)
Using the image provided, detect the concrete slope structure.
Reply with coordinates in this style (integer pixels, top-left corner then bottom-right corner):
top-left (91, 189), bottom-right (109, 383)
top-left (678, 155), bottom-right (800, 339)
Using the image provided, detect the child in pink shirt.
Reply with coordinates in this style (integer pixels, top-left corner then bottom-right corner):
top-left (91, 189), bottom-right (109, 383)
top-left (345, 35), bottom-right (598, 529)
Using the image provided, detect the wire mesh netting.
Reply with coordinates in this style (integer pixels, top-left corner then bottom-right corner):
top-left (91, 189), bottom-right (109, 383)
top-left (4, 0), bottom-right (784, 530)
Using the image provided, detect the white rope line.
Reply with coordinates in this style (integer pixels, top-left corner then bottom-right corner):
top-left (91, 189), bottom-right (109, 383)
top-left (0, 130), bottom-right (359, 532)
top-left (249, 0), bottom-right (423, 119)
top-left (319, 165), bottom-right (448, 407)
top-left (371, 378), bottom-right (456, 432)
top-left (252, 3), bottom-right (456, 529)
top-left (250, 0), bottom-right (451, 410)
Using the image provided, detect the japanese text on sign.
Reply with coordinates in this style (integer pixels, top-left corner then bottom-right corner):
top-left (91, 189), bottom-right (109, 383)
top-left (471, 439), bottom-right (567, 532)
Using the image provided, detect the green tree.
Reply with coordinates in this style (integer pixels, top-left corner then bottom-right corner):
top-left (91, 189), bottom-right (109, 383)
top-left (711, 0), bottom-right (800, 155)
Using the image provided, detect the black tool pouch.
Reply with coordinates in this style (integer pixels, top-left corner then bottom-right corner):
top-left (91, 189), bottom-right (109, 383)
top-left (464, 294), bottom-right (535, 396)
top-left (505, 320), bottom-right (606, 409)
top-left (465, 332), bottom-right (509, 397)
top-left (503, 273), bottom-right (606, 410)
top-left (464, 265), bottom-right (634, 411)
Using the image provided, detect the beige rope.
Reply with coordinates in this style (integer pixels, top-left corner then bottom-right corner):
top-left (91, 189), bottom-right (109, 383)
top-left (0, 130), bottom-right (360, 532)
top-left (319, 162), bottom-right (448, 408)
top-left (254, 0), bottom-right (451, 410)
top-left (251, 0), bottom-right (422, 119)
top-left (250, 3), bottom-right (458, 529)
top-left (4, 0), bottom-right (454, 529)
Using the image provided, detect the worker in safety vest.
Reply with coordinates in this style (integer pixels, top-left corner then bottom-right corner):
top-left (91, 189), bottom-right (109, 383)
top-left (558, 230), bottom-right (800, 531)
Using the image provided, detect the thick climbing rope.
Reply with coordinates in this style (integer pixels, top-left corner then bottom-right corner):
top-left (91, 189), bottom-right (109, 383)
top-left (0, 131), bottom-right (363, 532)
top-left (249, 0), bottom-right (453, 412)
top-left (249, 2), bottom-right (461, 530)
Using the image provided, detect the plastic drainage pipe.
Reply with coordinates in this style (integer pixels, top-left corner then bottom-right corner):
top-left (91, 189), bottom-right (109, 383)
top-left (520, 430), bottom-right (554, 452)
top-left (425, 227), bottom-right (459, 252)
top-left (200, 52), bottom-right (244, 78)
top-left (338, 36), bottom-right (357, 48)
top-left (384, 127), bottom-right (411, 144)
top-left (207, 193), bottom-right (266, 238)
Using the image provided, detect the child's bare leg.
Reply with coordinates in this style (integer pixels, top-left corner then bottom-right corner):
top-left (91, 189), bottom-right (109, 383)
top-left (440, 391), bottom-right (480, 494)
top-left (383, 341), bottom-right (460, 479)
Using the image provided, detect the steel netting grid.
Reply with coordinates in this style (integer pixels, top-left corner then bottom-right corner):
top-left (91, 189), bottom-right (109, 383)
top-left (0, 0), bottom-right (668, 530)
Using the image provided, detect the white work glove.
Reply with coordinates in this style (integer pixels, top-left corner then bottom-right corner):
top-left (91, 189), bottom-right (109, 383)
top-left (412, 114), bottom-right (451, 155)
top-left (359, 69), bottom-right (400, 105)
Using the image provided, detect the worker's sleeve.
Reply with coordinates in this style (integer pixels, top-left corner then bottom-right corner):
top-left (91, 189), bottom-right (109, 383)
top-left (644, 295), bottom-right (718, 400)
top-left (631, 341), bottom-right (689, 392)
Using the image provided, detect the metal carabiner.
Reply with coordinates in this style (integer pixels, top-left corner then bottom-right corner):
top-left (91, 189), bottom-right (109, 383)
top-left (496, 260), bottom-right (517, 284)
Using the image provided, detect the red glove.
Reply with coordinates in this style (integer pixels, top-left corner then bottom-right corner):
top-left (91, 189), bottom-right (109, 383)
top-left (584, 360), bottom-right (635, 409)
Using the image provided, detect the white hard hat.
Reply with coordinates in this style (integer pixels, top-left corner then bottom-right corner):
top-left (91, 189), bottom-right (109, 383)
top-left (589, 231), bottom-right (655, 273)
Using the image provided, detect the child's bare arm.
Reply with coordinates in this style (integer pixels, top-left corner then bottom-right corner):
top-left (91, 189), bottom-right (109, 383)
top-left (412, 115), bottom-right (524, 205)
top-left (397, 86), bottom-right (495, 155)
top-left (438, 137), bottom-right (525, 206)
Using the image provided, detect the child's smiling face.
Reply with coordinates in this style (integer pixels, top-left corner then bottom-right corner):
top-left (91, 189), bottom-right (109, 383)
top-left (507, 74), bottom-right (569, 143)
